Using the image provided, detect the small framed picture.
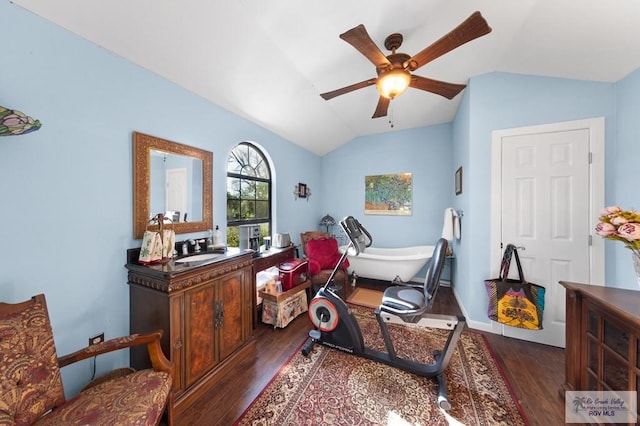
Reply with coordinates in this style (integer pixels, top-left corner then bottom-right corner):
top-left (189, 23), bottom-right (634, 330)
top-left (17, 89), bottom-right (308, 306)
top-left (455, 167), bottom-right (463, 195)
top-left (298, 183), bottom-right (307, 198)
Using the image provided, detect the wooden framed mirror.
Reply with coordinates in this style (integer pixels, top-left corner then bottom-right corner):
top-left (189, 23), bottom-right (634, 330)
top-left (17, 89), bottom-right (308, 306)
top-left (133, 131), bottom-right (213, 239)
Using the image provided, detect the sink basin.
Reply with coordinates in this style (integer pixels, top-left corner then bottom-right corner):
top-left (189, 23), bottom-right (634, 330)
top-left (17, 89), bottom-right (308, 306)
top-left (175, 253), bottom-right (223, 263)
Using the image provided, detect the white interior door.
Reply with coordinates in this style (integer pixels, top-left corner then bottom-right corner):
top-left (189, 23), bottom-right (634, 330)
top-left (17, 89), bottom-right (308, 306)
top-left (166, 168), bottom-right (187, 218)
top-left (491, 118), bottom-right (605, 348)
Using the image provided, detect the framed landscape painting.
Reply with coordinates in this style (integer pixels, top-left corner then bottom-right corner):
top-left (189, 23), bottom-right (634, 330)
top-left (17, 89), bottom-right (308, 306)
top-left (364, 173), bottom-right (412, 216)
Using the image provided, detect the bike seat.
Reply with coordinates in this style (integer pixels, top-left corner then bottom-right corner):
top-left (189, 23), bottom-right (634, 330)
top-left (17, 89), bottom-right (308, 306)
top-left (379, 238), bottom-right (448, 316)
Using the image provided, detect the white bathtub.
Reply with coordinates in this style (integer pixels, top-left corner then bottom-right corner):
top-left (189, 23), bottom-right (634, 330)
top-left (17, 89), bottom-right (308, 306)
top-left (339, 245), bottom-right (434, 283)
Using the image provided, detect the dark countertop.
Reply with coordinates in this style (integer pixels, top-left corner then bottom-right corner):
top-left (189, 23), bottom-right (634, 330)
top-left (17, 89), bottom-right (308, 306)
top-left (125, 244), bottom-right (298, 277)
top-left (125, 247), bottom-right (253, 276)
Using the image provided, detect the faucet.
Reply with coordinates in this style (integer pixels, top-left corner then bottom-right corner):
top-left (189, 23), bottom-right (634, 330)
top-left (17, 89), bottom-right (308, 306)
top-left (181, 239), bottom-right (205, 255)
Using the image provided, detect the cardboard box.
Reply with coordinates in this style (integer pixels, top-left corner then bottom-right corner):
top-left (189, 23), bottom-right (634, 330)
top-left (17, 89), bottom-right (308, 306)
top-left (261, 290), bottom-right (308, 328)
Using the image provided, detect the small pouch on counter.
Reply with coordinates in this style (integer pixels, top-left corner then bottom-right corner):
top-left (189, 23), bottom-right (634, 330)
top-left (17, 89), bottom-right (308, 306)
top-left (139, 230), bottom-right (163, 264)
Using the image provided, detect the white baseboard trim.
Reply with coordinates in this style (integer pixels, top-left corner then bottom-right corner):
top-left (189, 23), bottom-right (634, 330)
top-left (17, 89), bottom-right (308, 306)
top-left (450, 285), bottom-right (499, 334)
top-left (412, 276), bottom-right (452, 287)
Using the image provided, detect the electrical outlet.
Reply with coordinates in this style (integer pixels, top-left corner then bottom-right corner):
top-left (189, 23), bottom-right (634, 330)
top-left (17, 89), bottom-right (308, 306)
top-left (89, 332), bottom-right (104, 346)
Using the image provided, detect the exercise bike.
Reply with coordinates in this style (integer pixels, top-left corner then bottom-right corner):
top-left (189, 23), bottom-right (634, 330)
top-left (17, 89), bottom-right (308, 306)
top-left (301, 216), bottom-right (465, 410)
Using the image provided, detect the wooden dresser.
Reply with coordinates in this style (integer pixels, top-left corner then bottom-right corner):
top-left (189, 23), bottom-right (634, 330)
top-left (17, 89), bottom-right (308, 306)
top-left (126, 250), bottom-right (254, 418)
top-left (560, 281), bottom-right (640, 416)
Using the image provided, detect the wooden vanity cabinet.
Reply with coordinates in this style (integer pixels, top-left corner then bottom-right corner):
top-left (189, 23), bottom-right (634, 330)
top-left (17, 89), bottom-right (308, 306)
top-left (560, 281), bottom-right (640, 421)
top-left (127, 251), bottom-right (254, 417)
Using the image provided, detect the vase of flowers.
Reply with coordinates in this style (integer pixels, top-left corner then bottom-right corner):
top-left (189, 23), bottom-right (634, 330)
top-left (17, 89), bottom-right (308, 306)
top-left (595, 206), bottom-right (640, 287)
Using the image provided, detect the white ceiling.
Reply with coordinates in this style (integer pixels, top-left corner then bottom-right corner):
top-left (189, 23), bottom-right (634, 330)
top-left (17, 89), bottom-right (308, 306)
top-left (12, 0), bottom-right (640, 155)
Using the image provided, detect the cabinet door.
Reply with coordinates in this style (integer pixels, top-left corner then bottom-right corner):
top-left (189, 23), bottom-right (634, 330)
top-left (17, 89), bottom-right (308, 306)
top-left (169, 295), bottom-right (185, 393)
top-left (218, 268), bottom-right (252, 360)
top-left (584, 302), bottom-right (636, 392)
top-left (184, 281), bottom-right (218, 387)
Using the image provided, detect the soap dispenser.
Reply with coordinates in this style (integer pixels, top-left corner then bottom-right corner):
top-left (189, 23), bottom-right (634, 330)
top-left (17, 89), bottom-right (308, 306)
top-left (214, 225), bottom-right (222, 246)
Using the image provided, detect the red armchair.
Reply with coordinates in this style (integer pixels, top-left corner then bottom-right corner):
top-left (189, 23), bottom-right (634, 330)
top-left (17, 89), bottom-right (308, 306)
top-left (0, 294), bottom-right (173, 425)
top-left (301, 232), bottom-right (350, 297)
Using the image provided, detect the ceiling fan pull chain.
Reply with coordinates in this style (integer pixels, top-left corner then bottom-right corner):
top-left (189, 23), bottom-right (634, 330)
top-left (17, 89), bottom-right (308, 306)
top-left (389, 104), bottom-right (394, 128)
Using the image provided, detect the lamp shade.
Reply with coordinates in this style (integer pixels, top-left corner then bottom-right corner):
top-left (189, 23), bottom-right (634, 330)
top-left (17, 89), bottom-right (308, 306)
top-left (319, 214), bottom-right (336, 227)
top-left (375, 69), bottom-right (411, 99)
top-left (0, 106), bottom-right (42, 136)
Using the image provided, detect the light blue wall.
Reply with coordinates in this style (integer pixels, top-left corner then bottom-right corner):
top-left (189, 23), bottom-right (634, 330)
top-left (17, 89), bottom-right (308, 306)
top-left (0, 1), bottom-right (322, 394)
top-left (613, 67), bottom-right (640, 286)
top-left (321, 124), bottom-right (453, 255)
top-left (450, 81), bottom-right (472, 301)
top-left (453, 72), bottom-right (618, 324)
top-left (3, 0), bottom-right (640, 396)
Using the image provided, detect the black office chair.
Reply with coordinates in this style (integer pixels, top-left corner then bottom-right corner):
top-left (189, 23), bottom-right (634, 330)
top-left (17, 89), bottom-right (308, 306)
top-left (379, 238), bottom-right (448, 318)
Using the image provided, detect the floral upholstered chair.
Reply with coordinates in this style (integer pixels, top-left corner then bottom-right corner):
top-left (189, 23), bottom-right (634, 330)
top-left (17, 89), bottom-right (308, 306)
top-left (0, 294), bottom-right (173, 425)
top-left (300, 232), bottom-right (350, 297)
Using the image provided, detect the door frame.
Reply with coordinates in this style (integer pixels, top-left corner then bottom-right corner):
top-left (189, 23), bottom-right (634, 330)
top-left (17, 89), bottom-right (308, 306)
top-left (490, 117), bottom-right (606, 334)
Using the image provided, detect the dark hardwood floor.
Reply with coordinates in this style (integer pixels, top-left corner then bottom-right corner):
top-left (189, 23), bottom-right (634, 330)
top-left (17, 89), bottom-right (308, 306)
top-left (177, 281), bottom-right (566, 426)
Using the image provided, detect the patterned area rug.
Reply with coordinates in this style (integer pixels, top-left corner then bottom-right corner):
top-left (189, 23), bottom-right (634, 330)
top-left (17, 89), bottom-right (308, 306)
top-left (234, 306), bottom-right (527, 425)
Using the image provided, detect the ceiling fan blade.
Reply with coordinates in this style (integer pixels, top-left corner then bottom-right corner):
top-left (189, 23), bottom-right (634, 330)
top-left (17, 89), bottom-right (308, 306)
top-left (405, 11), bottom-right (492, 71)
top-left (320, 78), bottom-right (376, 100)
top-left (372, 96), bottom-right (390, 118)
top-left (410, 75), bottom-right (466, 99)
top-left (340, 24), bottom-right (391, 67)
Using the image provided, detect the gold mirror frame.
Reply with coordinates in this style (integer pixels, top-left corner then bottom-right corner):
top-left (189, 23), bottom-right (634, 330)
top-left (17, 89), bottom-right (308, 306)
top-left (133, 131), bottom-right (213, 239)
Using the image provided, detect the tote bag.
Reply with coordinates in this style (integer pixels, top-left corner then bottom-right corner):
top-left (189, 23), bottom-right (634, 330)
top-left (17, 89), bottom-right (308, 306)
top-left (484, 244), bottom-right (545, 330)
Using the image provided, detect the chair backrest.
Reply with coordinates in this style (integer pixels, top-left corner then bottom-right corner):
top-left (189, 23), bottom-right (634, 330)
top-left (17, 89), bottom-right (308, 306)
top-left (0, 294), bottom-right (66, 425)
top-left (423, 238), bottom-right (448, 311)
top-left (300, 231), bottom-right (330, 256)
top-left (306, 237), bottom-right (340, 267)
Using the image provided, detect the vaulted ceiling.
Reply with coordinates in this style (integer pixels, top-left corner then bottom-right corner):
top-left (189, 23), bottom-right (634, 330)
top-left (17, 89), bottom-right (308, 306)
top-left (13, 0), bottom-right (640, 155)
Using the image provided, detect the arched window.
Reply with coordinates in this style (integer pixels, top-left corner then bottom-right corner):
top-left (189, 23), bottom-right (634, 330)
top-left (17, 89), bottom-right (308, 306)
top-left (226, 142), bottom-right (272, 247)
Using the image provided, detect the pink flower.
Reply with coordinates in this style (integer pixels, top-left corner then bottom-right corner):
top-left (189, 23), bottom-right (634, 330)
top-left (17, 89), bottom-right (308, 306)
top-left (611, 216), bottom-right (629, 226)
top-left (618, 223), bottom-right (640, 241)
top-left (600, 206), bottom-right (621, 216)
top-left (596, 222), bottom-right (617, 236)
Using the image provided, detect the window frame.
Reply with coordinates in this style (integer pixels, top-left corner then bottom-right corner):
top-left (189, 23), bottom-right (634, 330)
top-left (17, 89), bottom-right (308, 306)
top-left (226, 142), bottom-right (272, 245)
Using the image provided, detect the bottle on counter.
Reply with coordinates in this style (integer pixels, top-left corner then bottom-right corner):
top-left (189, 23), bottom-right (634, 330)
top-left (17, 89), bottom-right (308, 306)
top-left (214, 225), bottom-right (222, 246)
top-left (207, 229), bottom-right (214, 249)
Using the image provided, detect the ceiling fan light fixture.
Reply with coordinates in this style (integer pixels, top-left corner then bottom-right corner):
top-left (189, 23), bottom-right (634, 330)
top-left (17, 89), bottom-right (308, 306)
top-left (376, 69), bottom-right (411, 99)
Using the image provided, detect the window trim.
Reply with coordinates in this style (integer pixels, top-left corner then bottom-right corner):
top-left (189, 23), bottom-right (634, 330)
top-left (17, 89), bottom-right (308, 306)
top-left (226, 142), bottom-right (272, 238)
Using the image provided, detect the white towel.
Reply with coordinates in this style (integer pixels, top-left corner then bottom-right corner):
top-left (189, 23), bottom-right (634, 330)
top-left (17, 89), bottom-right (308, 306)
top-left (453, 209), bottom-right (461, 240)
top-left (441, 208), bottom-right (455, 241)
top-left (441, 208), bottom-right (461, 241)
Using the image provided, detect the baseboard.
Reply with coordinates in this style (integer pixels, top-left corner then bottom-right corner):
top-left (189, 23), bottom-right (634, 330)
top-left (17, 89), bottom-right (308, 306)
top-left (412, 275), bottom-right (451, 288)
top-left (450, 285), bottom-right (499, 334)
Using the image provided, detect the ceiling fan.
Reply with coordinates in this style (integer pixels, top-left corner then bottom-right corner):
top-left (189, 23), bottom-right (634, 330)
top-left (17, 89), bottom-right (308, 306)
top-left (320, 11), bottom-right (492, 119)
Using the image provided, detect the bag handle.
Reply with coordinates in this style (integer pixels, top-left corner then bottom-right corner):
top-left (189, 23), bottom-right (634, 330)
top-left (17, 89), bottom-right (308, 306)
top-left (499, 244), bottom-right (526, 283)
